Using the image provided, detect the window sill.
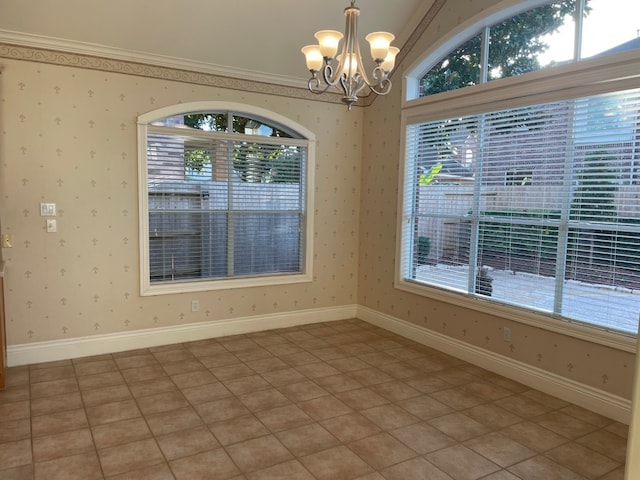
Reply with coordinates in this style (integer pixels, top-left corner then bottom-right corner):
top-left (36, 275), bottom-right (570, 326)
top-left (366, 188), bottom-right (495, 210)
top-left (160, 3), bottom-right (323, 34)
top-left (394, 277), bottom-right (637, 353)
top-left (141, 272), bottom-right (313, 296)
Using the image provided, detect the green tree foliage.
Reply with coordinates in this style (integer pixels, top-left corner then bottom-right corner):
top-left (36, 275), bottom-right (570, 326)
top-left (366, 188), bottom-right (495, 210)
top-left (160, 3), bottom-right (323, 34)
top-left (421, 0), bottom-right (582, 95)
top-left (183, 147), bottom-right (211, 174)
top-left (423, 34), bottom-right (483, 94)
top-left (419, 162), bottom-right (443, 185)
top-left (233, 143), bottom-right (301, 184)
top-left (181, 113), bottom-right (300, 183)
top-left (570, 151), bottom-right (619, 222)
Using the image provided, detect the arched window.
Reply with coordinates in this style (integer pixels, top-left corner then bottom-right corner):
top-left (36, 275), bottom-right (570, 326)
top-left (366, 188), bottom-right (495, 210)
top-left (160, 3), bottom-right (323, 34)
top-left (409, 0), bottom-right (640, 100)
top-left (138, 102), bottom-right (315, 295)
top-left (398, 0), bottom-right (640, 343)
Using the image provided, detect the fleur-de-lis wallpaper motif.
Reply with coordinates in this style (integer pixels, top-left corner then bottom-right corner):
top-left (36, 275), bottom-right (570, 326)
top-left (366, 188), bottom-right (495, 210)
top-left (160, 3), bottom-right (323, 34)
top-left (0, 41), bottom-right (634, 402)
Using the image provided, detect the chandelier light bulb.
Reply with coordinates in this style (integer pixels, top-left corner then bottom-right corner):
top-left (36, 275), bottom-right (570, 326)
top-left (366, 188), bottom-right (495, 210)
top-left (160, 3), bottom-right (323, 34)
top-left (365, 32), bottom-right (395, 62)
top-left (338, 53), bottom-right (358, 76)
top-left (381, 46), bottom-right (400, 72)
top-left (314, 30), bottom-right (343, 59)
top-left (301, 45), bottom-right (324, 72)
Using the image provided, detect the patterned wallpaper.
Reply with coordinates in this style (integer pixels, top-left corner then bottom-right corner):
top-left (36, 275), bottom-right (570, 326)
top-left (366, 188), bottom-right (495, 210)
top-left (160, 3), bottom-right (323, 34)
top-left (0, 0), bottom-right (635, 403)
top-left (357, 0), bottom-right (636, 400)
top-left (0, 58), bottom-right (360, 345)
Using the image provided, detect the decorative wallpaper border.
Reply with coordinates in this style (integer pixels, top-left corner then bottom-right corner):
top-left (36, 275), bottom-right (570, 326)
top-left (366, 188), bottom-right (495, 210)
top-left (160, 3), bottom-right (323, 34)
top-left (0, 0), bottom-right (445, 108)
top-left (0, 43), bottom-right (339, 103)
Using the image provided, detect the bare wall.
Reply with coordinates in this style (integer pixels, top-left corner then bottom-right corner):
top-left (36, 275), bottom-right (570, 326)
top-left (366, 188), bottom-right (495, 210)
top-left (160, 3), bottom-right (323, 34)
top-left (0, 57), bottom-right (361, 347)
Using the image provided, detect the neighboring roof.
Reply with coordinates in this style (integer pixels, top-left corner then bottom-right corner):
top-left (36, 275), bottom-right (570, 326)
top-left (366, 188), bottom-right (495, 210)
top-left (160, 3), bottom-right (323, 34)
top-left (594, 36), bottom-right (640, 57)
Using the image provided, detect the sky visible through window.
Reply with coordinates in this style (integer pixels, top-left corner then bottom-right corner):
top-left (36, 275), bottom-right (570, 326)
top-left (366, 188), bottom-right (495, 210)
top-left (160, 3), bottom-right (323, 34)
top-left (539, 0), bottom-right (640, 65)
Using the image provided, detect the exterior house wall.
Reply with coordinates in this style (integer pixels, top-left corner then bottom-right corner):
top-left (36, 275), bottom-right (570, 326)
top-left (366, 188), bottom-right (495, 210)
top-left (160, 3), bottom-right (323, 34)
top-left (359, 0), bottom-right (635, 401)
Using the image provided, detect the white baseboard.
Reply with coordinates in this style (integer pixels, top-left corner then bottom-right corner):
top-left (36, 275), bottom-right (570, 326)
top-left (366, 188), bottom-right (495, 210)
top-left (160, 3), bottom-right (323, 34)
top-left (357, 305), bottom-right (632, 425)
top-left (7, 305), bottom-right (357, 367)
top-left (7, 302), bottom-right (631, 424)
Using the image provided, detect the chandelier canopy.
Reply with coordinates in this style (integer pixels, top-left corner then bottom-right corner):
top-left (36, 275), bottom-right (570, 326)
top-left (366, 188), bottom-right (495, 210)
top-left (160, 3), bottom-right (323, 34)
top-left (301, 0), bottom-right (399, 110)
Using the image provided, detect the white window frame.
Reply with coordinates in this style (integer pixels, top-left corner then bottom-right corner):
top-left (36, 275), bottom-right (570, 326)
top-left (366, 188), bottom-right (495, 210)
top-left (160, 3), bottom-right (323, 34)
top-left (397, 1), bottom-right (640, 352)
top-left (138, 102), bottom-right (316, 296)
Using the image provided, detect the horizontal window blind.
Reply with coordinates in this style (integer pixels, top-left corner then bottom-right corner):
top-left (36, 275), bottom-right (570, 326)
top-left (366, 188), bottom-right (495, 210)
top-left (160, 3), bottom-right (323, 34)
top-left (147, 129), bottom-right (305, 284)
top-left (403, 88), bottom-right (640, 334)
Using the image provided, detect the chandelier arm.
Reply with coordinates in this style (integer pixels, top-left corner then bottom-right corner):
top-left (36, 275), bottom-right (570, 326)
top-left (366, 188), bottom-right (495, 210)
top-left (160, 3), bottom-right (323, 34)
top-left (339, 73), bottom-right (365, 106)
top-left (307, 75), bottom-right (333, 95)
top-left (367, 66), bottom-right (393, 95)
top-left (321, 63), bottom-right (341, 89)
top-left (368, 79), bottom-right (392, 96)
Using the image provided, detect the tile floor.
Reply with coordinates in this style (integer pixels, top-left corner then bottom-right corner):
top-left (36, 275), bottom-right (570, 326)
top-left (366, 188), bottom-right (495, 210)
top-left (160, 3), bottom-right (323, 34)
top-left (0, 318), bottom-right (628, 480)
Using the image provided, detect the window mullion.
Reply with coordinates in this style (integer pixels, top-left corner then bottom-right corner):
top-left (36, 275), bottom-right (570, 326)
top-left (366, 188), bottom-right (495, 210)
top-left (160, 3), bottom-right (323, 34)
top-left (574, 0), bottom-right (585, 61)
top-left (468, 114), bottom-right (486, 293)
top-left (480, 26), bottom-right (490, 84)
top-left (299, 150), bottom-right (307, 270)
top-left (226, 139), bottom-right (235, 277)
top-left (553, 101), bottom-right (581, 315)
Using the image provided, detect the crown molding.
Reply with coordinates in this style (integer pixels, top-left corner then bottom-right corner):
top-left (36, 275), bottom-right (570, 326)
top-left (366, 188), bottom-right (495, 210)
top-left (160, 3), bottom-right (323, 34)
top-left (0, 30), bottom-right (349, 106)
top-left (0, 29), bottom-right (309, 89)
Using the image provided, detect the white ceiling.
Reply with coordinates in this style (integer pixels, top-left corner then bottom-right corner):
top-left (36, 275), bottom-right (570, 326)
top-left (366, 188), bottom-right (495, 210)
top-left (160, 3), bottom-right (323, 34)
top-left (0, 0), bottom-right (433, 87)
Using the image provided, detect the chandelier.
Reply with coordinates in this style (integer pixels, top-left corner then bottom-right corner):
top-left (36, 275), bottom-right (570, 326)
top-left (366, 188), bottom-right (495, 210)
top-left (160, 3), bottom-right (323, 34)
top-left (301, 0), bottom-right (399, 110)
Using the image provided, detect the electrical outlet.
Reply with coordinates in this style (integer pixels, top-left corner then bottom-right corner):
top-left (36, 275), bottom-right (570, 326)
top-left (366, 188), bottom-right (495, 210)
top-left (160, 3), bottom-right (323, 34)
top-left (46, 218), bottom-right (57, 233)
top-left (191, 300), bottom-right (199, 312)
top-left (503, 326), bottom-right (512, 342)
top-left (1, 234), bottom-right (13, 248)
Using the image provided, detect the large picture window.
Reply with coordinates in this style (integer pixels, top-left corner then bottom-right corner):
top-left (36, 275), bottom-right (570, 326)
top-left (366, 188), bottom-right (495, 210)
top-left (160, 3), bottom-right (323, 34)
top-left (401, 90), bottom-right (640, 335)
top-left (399, 0), bottom-right (640, 340)
top-left (138, 103), bottom-right (315, 295)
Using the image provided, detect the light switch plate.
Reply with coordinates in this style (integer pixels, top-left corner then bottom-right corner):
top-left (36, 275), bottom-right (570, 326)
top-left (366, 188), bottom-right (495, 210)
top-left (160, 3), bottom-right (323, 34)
top-left (40, 203), bottom-right (56, 216)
